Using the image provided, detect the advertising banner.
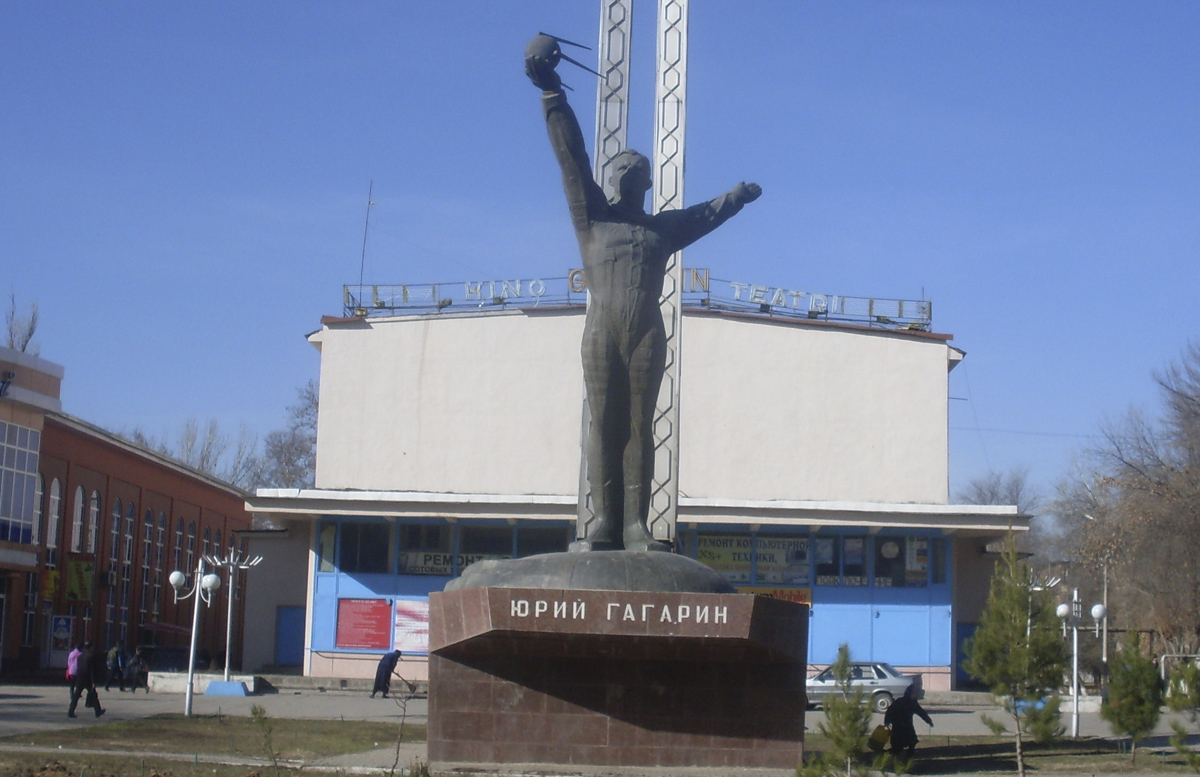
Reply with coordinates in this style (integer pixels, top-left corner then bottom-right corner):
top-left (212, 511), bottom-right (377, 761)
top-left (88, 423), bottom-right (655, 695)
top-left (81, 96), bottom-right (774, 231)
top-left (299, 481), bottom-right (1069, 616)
top-left (64, 557), bottom-right (94, 602)
top-left (754, 537), bottom-right (810, 585)
top-left (696, 535), bottom-right (752, 583)
top-left (335, 599), bottom-right (392, 649)
top-left (393, 599), bottom-right (430, 653)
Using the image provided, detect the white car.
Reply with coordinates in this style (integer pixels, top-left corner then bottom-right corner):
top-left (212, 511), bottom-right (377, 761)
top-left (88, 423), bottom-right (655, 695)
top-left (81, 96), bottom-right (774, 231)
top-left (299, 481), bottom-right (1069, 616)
top-left (805, 661), bottom-right (920, 713)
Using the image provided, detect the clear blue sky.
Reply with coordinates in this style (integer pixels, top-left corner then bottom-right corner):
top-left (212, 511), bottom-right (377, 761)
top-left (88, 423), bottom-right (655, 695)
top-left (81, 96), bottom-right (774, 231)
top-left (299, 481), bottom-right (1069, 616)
top-left (4, 2), bottom-right (1198, 502)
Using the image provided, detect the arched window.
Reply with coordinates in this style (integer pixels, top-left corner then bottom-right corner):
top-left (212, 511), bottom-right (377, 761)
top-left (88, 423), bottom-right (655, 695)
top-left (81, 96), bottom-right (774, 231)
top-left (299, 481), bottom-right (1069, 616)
top-left (203, 527), bottom-right (211, 559)
top-left (123, 503), bottom-right (136, 565)
top-left (70, 486), bottom-right (85, 553)
top-left (86, 492), bottom-right (100, 553)
top-left (109, 500), bottom-right (121, 566)
top-left (173, 517), bottom-right (184, 572)
top-left (106, 498), bottom-right (121, 634)
top-left (213, 530), bottom-right (222, 561)
top-left (186, 522), bottom-right (196, 576)
top-left (141, 510), bottom-right (154, 619)
top-left (45, 478), bottom-right (62, 569)
top-left (154, 513), bottom-right (166, 615)
top-left (31, 474), bottom-right (44, 546)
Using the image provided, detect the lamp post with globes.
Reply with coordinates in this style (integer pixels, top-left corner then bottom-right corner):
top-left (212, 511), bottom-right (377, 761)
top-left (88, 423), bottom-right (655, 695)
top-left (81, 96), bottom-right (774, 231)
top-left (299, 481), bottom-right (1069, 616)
top-left (1056, 588), bottom-right (1107, 738)
top-left (169, 561), bottom-right (222, 717)
top-left (204, 548), bottom-right (263, 682)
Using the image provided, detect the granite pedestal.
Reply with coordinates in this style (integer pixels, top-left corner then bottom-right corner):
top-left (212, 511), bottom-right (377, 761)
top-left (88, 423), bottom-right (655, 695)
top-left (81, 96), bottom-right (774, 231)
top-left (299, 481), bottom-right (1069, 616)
top-left (428, 561), bottom-right (808, 771)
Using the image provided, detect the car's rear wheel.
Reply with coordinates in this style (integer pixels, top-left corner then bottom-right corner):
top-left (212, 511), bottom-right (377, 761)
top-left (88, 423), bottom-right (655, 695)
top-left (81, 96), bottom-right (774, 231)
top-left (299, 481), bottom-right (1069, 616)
top-left (872, 691), bottom-right (894, 713)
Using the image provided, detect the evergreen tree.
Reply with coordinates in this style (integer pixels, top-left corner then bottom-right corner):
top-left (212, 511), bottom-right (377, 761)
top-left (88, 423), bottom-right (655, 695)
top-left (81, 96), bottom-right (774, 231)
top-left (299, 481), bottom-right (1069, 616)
top-left (1101, 632), bottom-right (1162, 762)
top-left (800, 644), bottom-right (883, 777)
top-left (1167, 660), bottom-right (1200, 771)
top-left (964, 534), bottom-right (1067, 777)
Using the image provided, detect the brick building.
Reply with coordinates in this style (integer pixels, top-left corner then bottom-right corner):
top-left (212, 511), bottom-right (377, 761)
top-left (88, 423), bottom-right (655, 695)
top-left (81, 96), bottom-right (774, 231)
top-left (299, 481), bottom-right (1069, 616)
top-left (1, 345), bottom-right (254, 676)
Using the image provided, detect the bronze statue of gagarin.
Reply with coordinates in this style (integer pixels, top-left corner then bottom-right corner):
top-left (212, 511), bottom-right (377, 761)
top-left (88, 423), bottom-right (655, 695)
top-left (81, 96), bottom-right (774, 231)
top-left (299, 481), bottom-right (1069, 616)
top-left (527, 37), bottom-right (761, 552)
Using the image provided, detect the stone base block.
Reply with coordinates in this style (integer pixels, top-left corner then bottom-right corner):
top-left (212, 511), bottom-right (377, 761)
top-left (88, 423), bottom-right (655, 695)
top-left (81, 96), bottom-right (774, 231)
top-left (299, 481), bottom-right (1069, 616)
top-left (429, 587), bottom-right (808, 771)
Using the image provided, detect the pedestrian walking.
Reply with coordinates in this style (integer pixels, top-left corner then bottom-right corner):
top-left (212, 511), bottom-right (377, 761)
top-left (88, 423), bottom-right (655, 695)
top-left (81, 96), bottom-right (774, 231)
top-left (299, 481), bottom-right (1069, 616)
top-left (104, 644), bottom-right (126, 692)
top-left (370, 650), bottom-right (414, 699)
top-left (124, 647), bottom-right (149, 692)
top-left (884, 684), bottom-right (932, 764)
top-left (67, 641), bottom-right (106, 719)
top-left (66, 643), bottom-right (82, 698)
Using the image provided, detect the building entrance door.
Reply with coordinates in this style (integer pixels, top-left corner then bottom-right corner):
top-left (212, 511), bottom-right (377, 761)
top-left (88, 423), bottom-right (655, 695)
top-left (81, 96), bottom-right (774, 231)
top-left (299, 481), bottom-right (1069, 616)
top-left (275, 606), bottom-right (305, 667)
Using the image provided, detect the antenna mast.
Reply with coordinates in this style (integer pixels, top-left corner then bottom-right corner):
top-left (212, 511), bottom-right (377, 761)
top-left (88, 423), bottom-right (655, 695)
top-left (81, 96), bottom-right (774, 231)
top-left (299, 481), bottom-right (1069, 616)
top-left (358, 180), bottom-right (376, 301)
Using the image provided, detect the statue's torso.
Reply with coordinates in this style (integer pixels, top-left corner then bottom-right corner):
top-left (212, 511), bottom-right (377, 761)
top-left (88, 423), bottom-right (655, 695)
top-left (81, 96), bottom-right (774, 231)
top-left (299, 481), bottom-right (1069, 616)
top-left (579, 215), bottom-right (671, 341)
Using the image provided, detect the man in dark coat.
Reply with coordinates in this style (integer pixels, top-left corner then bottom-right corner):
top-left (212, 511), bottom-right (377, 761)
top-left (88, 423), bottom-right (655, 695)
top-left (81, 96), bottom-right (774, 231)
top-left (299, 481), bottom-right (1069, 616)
top-left (68, 641), bottom-right (106, 718)
top-left (885, 684), bottom-right (932, 763)
top-left (371, 650), bottom-right (412, 699)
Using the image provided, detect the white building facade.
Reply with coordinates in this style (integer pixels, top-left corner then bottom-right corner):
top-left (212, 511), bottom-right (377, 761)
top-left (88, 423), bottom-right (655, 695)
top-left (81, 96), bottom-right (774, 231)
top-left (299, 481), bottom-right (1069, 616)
top-left (246, 279), bottom-right (1023, 689)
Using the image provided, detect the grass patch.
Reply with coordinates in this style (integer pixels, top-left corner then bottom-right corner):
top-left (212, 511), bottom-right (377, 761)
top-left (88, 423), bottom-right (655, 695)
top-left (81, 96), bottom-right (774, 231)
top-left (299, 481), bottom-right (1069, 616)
top-left (0, 713), bottom-right (423, 761)
top-left (803, 734), bottom-right (1197, 774)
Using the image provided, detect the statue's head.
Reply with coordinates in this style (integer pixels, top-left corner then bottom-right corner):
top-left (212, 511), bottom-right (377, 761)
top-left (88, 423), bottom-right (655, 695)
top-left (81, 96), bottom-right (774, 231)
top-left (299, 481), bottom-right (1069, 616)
top-left (609, 149), bottom-right (652, 201)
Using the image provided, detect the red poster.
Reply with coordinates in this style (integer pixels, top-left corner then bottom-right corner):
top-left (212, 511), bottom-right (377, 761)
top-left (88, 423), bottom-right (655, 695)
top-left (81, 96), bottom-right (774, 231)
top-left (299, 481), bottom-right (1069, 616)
top-left (335, 599), bottom-right (392, 649)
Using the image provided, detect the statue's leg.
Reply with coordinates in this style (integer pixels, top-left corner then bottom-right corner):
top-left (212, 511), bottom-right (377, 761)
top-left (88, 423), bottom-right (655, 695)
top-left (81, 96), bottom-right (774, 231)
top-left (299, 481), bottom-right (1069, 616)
top-left (581, 323), bottom-right (626, 549)
top-left (622, 323), bottom-right (670, 552)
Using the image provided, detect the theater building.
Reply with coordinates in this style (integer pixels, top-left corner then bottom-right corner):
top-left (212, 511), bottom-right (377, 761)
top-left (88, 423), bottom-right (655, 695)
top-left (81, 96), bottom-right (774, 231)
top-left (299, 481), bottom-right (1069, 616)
top-left (0, 345), bottom-right (254, 676)
top-left (245, 273), bottom-right (1025, 689)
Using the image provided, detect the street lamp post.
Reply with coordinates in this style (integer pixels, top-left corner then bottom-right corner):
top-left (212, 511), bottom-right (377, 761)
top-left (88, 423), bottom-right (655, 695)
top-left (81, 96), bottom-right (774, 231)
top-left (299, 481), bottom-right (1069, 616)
top-left (203, 549), bottom-right (263, 682)
top-left (169, 560), bottom-right (222, 717)
top-left (1056, 588), bottom-right (1106, 738)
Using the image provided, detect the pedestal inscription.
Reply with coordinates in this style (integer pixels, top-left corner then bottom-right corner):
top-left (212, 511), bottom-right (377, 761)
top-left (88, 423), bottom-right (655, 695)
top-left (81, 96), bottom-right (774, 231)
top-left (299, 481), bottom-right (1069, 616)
top-left (429, 588), bottom-right (808, 770)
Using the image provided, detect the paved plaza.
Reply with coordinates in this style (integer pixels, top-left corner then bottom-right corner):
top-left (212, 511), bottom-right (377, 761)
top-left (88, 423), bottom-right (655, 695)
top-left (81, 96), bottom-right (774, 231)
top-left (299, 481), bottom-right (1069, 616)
top-left (1, 682), bottom-right (1197, 775)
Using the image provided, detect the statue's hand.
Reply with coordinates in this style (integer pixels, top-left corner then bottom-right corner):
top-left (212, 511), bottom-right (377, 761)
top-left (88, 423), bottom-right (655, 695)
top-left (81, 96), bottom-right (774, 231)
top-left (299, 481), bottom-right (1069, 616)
top-left (733, 182), bottom-right (762, 204)
top-left (525, 54), bottom-right (562, 92)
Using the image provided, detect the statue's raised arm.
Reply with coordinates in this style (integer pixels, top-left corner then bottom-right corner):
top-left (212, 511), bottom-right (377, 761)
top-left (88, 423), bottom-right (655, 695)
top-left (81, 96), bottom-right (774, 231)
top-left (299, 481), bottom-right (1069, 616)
top-left (525, 40), bottom-right (607, 233)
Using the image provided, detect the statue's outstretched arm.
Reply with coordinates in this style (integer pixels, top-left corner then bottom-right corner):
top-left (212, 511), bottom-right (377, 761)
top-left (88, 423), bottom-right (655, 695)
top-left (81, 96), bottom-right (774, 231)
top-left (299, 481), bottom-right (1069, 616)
top-left (527, 54), bottom-right (606, 231)
top-left (669, 182), bottom-right (762, 252)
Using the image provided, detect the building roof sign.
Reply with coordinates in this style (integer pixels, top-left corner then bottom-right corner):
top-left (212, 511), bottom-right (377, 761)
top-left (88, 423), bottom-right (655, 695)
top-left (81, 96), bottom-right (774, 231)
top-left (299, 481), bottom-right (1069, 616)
top-left (342, 268), bottom-right (933, 333)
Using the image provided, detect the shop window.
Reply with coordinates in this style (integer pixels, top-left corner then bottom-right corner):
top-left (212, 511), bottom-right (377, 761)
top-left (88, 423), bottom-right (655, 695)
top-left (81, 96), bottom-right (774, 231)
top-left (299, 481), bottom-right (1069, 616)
top-left (317, 523), bottom-right (337, 572)
top-left (814, 536), bottom-right (840, 586)
top-left (398, 523), bottom-right (452, 575)
top-left (873, 536), bottom-right (929, 588)
top-left (754, 535), bottom-right (809, 585)
top-left (697, 533), bottom-right (752, 584)
top-left (340, 522), bottom-right (391, 574)
top-left (460, 525), bottom-right (513, 559)
top-left (931, 537), bottom-right (947, 584)
top-left (842, 536), bottom-right (868, 586)
top-left (516, 526), bottom-right (570, 558)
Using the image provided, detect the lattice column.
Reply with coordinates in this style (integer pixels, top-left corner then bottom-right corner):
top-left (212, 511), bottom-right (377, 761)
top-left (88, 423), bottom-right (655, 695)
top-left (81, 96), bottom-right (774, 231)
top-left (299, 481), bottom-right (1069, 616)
top-left (649, 0), bottom-right (688, 543)
top-left (576, 0), bottom-right (635, 538)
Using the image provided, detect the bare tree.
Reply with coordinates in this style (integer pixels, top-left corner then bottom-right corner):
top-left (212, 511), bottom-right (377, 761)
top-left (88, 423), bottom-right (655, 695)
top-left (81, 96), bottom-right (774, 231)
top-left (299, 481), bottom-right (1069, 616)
top-left (259, 380), bottom-right (318, 489)
top-left (957, 467), bottom-right (1041, 514)
top-left (957, 467), bottom-right (1056, 558)
top-left (1054, 343), bottom-right (1200, 656)
top-left (124, 417), bottom-right (263, 491)
top-left (116, 381), bottom-right (316, 493)
top-left (6, 294), bottom-right (39, 355)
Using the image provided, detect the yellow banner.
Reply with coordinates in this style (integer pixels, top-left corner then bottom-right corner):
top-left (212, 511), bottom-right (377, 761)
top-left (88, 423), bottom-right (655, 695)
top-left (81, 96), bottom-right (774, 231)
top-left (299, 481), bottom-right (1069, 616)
top-left (64, 558), bottom-right (95, 602)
